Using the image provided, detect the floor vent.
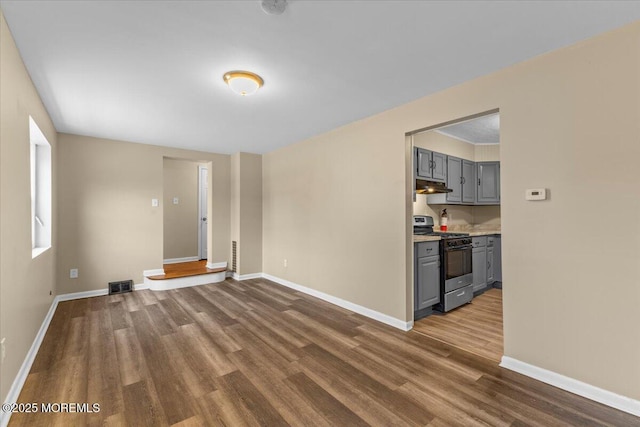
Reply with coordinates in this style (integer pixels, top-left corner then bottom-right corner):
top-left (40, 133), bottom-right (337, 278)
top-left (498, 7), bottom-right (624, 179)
top-left (232, 241), bottom-right (237, 273)
top-left (109, 280), bottom-right (133, 295)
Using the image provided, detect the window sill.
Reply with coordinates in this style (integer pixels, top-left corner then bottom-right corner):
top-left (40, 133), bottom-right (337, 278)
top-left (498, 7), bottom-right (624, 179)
top-left (32, 246), bottom-right (51, 259)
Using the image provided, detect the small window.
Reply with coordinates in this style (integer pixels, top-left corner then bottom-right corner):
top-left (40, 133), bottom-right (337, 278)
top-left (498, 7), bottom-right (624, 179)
top-left (29, 117), bottom-right (52, 258)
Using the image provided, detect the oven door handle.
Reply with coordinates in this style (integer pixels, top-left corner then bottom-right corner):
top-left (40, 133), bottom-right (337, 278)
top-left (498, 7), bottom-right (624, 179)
top-left (445, 246), bottom-right (472, 252)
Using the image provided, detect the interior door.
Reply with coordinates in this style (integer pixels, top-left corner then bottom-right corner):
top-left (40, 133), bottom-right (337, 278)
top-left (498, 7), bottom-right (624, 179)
top-left (198, 166), bottom-right (208, 260)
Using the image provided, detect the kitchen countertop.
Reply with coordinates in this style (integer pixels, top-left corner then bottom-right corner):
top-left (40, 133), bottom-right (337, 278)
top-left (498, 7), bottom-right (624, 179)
top-left (413, 235), bottom-right (442, 242)
top-left (467, 230), bottom-right (501, 237)
top-left (413, 229), bottom-right (501, 243)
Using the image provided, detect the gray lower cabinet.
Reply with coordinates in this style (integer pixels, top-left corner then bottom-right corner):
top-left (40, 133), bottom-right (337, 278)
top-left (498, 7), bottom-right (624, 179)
top-left (415, 242), bottom-right (440, 311)
top-left (487, 245), bottom-right (495, 285)
top-left (472, 245), bottom-right (487, 292)
top-left (494, 236), bottom-right (502, 282)
top-left (477, 162), bottom-right (500, 204)
top-left (472, 235), bottom-right (501, 292)
top-left (461, 160), bottom-right (476, 204)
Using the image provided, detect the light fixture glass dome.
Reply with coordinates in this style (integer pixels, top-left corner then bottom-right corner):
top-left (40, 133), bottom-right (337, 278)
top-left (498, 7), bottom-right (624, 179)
top-left (223, 71), bottom-right (264, 96)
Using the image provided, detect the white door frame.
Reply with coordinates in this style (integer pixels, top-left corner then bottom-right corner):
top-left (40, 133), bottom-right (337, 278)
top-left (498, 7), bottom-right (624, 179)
top-left (198, 165), bottom-right (208, 260)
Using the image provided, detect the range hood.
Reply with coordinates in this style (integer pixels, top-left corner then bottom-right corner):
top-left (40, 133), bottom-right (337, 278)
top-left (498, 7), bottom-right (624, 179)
top-left (415, 179), bottom-right (453, 194)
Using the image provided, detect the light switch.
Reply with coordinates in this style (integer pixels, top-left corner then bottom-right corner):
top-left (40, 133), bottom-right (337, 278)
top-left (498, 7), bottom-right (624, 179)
top-left (70, 268), bottom-right (78, 279)
top-left (173, 197), bottom-right (179, 205)
top-left (152, 198), bottom-right (159, 207)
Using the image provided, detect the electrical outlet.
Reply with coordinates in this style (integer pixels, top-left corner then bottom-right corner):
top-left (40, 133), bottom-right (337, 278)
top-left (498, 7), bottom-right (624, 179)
top-left (173, 197), bottom-right (179, 205)
top-left (151, 198), bottom-right (159, 207)
top-left (1, 338), bottom-right (6, 364)
top-left (283, 259), bottom-right (287, 267)
top-left (70, 268), bottom-right (78, 279)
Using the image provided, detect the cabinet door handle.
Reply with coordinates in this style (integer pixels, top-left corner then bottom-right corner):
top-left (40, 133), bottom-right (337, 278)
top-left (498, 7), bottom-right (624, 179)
top-left (487, 261), bottom-right (491, 268)
top-left (478, 178), bottom-right (481, 186)
top-left (430, 160), bottom-right (435, 170)
top-left (462, 177), bottom-right (466, 184)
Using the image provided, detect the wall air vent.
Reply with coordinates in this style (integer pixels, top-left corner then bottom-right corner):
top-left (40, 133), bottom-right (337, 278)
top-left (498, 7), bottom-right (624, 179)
top-left (232, 241), bottom-right (237, 273)
top-left (109, 280), bottom-right (133, 295)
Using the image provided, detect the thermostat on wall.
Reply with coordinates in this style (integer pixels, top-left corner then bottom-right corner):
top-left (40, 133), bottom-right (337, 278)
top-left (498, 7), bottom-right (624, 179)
top-left (525, 188), bottom-right (547, 201)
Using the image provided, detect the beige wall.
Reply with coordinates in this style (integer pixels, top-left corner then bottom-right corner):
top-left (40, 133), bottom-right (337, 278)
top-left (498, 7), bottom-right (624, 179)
top-left (231, 153), bottom-right (262, 275)
top-left (475, 144), bottom-right (500, 161)
top-left (263, 22), bottom-right (640, 400)
top-left (413, 130), bottom-right (476, 160)
top-left (230, 154), bottom-right (240, 270)
top-left (163, 158), bottom-right (204, 260)
top-left (57, 134), bottom-right (230, 294)
top-left (0, 12), bottom-right (58, 402)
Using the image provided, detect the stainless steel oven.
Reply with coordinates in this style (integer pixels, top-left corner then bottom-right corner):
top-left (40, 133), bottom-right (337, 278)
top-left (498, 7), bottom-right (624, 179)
top-left (438, 236), bottom-right (474, 312)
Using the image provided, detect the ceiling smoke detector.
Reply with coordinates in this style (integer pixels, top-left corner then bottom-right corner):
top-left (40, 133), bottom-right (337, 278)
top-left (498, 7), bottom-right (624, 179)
top-left (261, 0), bottom-right (287, 15)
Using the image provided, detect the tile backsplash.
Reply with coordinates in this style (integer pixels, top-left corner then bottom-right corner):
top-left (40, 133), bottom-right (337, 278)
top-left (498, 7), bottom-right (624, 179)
top-left (413, 194), bottom-right (501, 229)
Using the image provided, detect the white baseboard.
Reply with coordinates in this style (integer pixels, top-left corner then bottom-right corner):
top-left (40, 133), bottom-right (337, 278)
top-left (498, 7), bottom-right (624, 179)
top-left (500, 356), bottom-right (640, 417)
top-left (57, 288), bottom-right (108, 301)
top-left (261, 273), bottom-right (413, 331)
top-left (143, 268), bottom-right (164, 277)
top-left (163, 256), bottom-right (199, 264)
top-left (225, 271), bottom-right (234, 278)
top-left (206, 261), bottom-right (227, 270)
top-left (232, 272), bottom-right (262, 281)
top-left (1, 298), bottom-right (58, 427)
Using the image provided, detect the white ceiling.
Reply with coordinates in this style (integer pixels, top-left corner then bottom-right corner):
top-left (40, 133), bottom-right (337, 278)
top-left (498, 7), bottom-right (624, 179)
top-left (436, 113), bottom-right (500, 145)
top-left (2, 1), bottom-right (640, 155)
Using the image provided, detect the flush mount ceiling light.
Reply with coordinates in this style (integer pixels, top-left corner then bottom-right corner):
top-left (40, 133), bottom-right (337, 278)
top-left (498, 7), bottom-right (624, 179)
top-left (261, 0), bottom-right (287, 15)
top-left (223, 71), bottom-right (264, 96)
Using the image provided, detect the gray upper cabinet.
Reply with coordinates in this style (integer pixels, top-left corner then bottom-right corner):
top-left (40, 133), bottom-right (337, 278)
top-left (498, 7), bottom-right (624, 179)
top-left (416, 148), bottom-right (446, 183)
top-left (446, 156), bottom-right (462, 203)
top-left (431, 152), bottom-right (447, 182)
top-left (419, 149), bottom-right (499, 206)
top-left (477, 162), bottom-right (500, 204)
top-left (416, 148), bottom-right (433, 179)
top-left (461, 160), bottom-right (476, 204)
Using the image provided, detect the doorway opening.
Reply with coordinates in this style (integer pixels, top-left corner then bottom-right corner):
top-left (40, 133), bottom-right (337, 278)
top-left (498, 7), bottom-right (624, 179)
top-left (198, 165), bottom-right (208, 261)
top-left (407, 110), bottom-right (504, 362)
top-left (163, 158), bottom-right (210, 264)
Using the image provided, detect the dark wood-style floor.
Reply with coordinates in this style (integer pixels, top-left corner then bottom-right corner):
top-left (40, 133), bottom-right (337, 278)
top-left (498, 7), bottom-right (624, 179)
top-left (413, 288), bottom-right (504, 362)
top-left (10, 278), bottom-right (637, 426)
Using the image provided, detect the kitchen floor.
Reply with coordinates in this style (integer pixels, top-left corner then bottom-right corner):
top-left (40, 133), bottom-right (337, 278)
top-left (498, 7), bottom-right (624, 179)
top-left (413, 288), bottom-right (503, 361)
